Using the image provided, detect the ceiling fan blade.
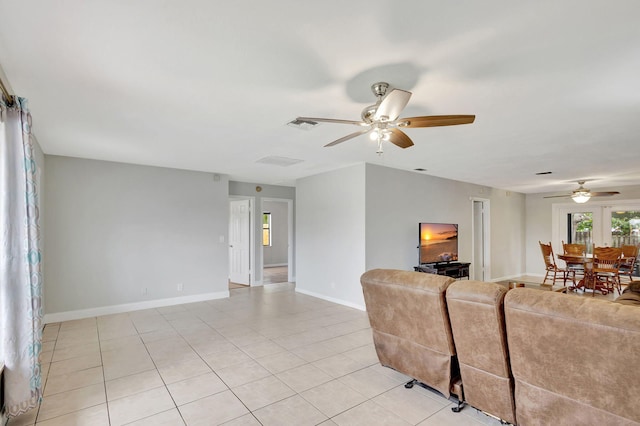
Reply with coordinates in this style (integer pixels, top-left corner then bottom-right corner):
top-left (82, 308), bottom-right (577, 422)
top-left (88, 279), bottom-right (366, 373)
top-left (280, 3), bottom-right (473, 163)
top-left (543, 194), bottom-right (571, 199)
top-left (388, 128), bottom-right (414, 149)
top-left (399, 115), bottom-right (476, 128)
top-left (591, 191), bottom-right (620, 197)
top-left (374, 89), bottom-right (411, 122)
top-left (324, 129), bottom-right (370, 147)
top-left (296, 117), bottom-right (366, 126)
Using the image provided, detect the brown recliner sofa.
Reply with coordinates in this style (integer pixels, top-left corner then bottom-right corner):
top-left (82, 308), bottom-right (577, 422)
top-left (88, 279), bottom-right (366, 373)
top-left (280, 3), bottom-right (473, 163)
top-left (361, 269), bottom-right (640, 425)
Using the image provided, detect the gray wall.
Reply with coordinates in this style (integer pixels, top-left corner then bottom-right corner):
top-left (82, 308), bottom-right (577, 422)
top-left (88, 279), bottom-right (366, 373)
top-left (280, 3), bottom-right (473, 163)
top-left (296, 164), bottom-right (367, 308)
top-left (44, 156), bottom-right (229, 315)
top-left (296, 163), bottom-right (527, 309)
top-left (263, 200), bottom-right (289, 266)
top-left (229, 181), bottom-right (295, 282)
top-left (365, 164), bottom-right (526, 279)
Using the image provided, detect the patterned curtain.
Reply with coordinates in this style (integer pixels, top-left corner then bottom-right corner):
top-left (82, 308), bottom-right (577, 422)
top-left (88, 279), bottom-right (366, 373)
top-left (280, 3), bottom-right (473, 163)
top-left (0, 96), bottom-right (43, 417)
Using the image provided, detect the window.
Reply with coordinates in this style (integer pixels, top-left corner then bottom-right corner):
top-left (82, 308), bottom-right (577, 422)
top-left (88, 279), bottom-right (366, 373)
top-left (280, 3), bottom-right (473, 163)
top-left (262, 212), bottom-right (272, 246)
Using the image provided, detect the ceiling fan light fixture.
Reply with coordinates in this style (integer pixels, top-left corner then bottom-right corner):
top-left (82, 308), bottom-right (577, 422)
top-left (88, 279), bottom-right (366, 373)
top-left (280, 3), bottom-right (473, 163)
top-left (572, 192), bottom-right (591, 203)
top-left (295, 81), bottom-right (475, 153)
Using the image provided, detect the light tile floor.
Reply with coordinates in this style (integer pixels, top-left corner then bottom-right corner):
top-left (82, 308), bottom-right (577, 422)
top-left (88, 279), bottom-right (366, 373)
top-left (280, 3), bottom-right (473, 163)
top-left (9, 283), bottom-right (503, 426)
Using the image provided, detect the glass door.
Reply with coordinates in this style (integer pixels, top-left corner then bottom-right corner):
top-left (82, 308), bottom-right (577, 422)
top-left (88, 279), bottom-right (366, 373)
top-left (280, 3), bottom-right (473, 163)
top-left (553, 205), bottom-right (601, 254)
top-left (602, 206), bottom-right (640, 248)
top-left (567, 212), bottom-right (593, 254)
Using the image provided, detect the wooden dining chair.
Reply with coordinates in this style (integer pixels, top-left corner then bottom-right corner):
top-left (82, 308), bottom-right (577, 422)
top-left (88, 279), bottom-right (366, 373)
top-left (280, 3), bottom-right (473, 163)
top-left (562, 241), bottom-right (586, 279)
top-left (619, 245), bottom-right (639, 284)
top-left (539, 241), bottom-right (570, 286)
top-left (593, 246), bottom-right (623, 295)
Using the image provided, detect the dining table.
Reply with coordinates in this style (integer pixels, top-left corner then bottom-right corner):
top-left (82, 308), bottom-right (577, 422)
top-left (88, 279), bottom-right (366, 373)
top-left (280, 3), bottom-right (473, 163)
top-left (557, 253), bottom-right (609, 295)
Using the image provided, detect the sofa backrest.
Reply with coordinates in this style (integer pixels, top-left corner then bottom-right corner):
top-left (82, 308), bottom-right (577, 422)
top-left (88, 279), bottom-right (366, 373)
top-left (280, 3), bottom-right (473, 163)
top-left (360, 269), bottom-right (457, 397)
top-left (505, 288), bottom-right (640, 425)
top-left (446, 281), bottom-right (516, 424)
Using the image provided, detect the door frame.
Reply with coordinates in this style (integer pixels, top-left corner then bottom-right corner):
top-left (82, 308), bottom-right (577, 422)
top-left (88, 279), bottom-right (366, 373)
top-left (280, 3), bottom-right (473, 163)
top-left (470, 197), bottom-right (491, 281)
top-left (260, 197), bottom-right (294, 283)
top-left (229, 196), bottom-right (256, 286)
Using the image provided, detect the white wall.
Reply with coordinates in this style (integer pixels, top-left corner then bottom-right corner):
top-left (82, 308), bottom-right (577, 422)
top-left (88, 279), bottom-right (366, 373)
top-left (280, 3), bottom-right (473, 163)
top-left (44, 156), bottom-right (229, 320)
top-left (263, 200), bottom-right (288, 266)
top-left (296, 164), bottom-right (367, 309)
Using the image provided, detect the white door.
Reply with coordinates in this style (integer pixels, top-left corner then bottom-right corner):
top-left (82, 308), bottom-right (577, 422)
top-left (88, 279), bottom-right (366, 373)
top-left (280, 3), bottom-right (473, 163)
top-left (229, 199), bottom-right (250, 285)
top-left (472, 199), bottom-right (491, 280)
top-left (473, 201), bottom-right (485, 280)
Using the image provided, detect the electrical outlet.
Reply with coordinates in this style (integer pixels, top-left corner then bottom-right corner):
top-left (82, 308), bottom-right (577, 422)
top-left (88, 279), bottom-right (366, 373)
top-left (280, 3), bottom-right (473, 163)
top-left (177, 283), bottom-right (184, 292)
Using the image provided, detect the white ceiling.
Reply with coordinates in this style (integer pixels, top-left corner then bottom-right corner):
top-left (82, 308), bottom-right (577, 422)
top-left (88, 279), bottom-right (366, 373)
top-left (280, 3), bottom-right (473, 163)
top-left (1, 1), bottom-right (639, 194)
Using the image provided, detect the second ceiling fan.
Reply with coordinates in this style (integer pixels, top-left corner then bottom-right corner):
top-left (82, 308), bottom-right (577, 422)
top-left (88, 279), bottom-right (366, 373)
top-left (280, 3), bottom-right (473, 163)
top-left (296, 82), bottom-right (475, 154)
top-left (543, 180), bottom-right (620, 203)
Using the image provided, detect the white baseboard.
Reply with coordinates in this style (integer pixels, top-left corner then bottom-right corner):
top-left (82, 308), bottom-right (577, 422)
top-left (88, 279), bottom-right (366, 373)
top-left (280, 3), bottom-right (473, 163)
top-left (295, 288), bottom-right (366, 311)
top-left (43, 291), bottom-right (230, 324)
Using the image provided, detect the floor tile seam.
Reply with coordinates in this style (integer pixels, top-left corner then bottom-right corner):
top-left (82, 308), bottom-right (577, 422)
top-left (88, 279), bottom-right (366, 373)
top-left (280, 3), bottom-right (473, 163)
top-left (93, 318), bottom-right (115, 426)
top-left (46, 356), bottom-right (103, 374)
top-left (35, 400), bottom-right (109, 424)
top-left (118, 407), bottom-right (183, 426)
top-left (105, 382), bottom-right (167, 404)
top-left (228, 378), bottom-right (297, 414)
top-left (42, 371), bottom-right (105, 398)
top-left (325, 398), bottom-right (382, 423)
top-left (145, 319), bottom-right (239, 405)
top-left (313, 362), bottom-right (382, 384)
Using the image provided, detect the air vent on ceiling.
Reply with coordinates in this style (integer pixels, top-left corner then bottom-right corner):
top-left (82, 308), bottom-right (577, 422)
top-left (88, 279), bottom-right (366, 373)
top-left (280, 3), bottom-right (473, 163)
top-left (256, 156), bottom-right (304, 167)
top-left (287, 118), bottom-right (319, 130)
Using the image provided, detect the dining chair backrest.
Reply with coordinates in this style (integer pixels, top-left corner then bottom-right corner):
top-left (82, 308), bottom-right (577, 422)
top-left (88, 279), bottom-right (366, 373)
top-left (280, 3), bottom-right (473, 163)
top-left (562, 241), bottom-right (586, 256)
top-left (620, 245), bottom-right (639, 276)
top-left (621, 245), bottom-right (639, 260)
top-left (593, 247), bottom-right (622, 271)
top-left (539, 241), bottom-right (557, 269)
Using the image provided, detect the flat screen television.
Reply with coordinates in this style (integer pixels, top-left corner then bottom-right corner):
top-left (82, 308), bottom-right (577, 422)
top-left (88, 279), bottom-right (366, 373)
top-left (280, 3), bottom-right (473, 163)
top-left (419, 222), bottom-right (459, 264)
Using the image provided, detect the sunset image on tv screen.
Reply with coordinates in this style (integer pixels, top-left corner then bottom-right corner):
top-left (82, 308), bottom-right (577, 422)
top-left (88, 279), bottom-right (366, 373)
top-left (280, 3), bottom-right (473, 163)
top-left (420, 223), bottom-right (458, 263)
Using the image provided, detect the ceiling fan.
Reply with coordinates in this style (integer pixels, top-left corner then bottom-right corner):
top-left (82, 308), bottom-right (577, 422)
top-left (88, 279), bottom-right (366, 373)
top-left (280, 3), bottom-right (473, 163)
top-left (296, 82), bottom-right (475, 154)
top-left (543, 180), bottom-right (620, 203)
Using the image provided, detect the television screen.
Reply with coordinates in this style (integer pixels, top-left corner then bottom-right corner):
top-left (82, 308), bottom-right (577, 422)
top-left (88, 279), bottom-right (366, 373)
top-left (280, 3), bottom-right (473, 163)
top-left (419, 223), bottom-right (459, 264)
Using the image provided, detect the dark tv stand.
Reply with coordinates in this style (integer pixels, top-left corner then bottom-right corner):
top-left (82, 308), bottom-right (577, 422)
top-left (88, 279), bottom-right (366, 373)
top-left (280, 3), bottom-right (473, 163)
top-left (414, 262), bottom-right (470, 280)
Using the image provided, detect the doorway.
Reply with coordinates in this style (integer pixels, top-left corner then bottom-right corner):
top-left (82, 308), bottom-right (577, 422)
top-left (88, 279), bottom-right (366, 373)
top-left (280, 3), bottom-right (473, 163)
top-left (261, 198), bottom-right (293, 284)
top-left (471, 198), bottom-right (491, 281)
